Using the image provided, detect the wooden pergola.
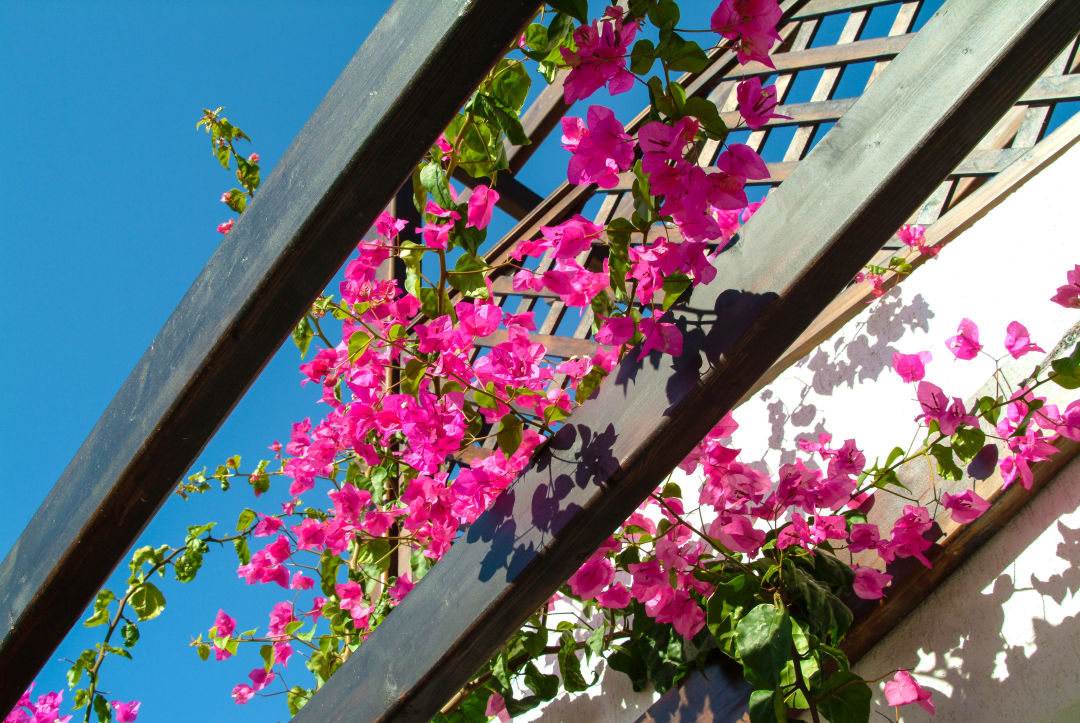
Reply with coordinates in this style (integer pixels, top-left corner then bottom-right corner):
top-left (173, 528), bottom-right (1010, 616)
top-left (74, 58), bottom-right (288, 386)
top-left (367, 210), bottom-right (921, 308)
top-left (3, 0), bottom-right (1080, 719)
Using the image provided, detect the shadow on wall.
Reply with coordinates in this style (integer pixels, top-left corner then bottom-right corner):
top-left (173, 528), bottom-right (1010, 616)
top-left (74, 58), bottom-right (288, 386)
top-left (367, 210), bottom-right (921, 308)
top-left (756, 289), bottom-right (933, 467)
top-left (859, 460), bottom-right (1080, 722)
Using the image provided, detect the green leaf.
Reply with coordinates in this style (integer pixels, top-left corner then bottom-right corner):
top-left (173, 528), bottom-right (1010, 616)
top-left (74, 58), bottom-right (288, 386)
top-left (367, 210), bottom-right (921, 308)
top-left (576, 366), bottom-right (608, 403)
top-left (292, 317), bottom-right (315, 359)
top-left (663, 34), bottom-right (709, 73)
top-left (129, 581), bottom-right (166, 621)
top-left (236, 507), bottom-right (257, 532)
top-left (544, 403), bottom-right (572, 425)
top-left (1051, 343), bottom-right (1080, 388)
top-left (445, 113), bottom-right (509, 180)
top-left (585, 624), bottom-right (605, 661)
top-left (420, 161), bottom-right (454, 209)
top-left (492, 650), bottom-right (512, 688)
top-left (546, 0), bottom-right (588, 24)
top-left (128, 546), bottom-right (160, 576)
top-left (816, 671), bottom-right (872, 723)
top-left (647, 0), bottom-right (680, 27)
top-left (448, 252), bottom-right (489, 298)
top-left (630, 39), bottom-right (656, 75)
top-left (470, 93), bottom-right (530, 146)
top-left (497, 414), bottom-right (524, 457)
top-left (706, 573), bottom-right (760, 657)
top-left (929, 443), bottom-right (963, 481)
top-left (683, 96), bottom-right (728, 139)
top-left (348, 330), bottom-right (372, 360)
top-left (952, 426), bottom-right (986, 462)
top-left (116, 622), bottom-right (139, 650)
top-left (197, 643), bottom-right (211, 661)
top-left (234, 537), bottom-right (251, 566)
top-left (482, 59), bottom-right (532, 113)
top-left (785, 567), bottom-right (852, 644)
top-left (94, 694), bottom-right (112, 723)
top-left (84, 589), bottom-right (115, 627)
top-left (287, 687), bottom-right (312, 715)
top-left (558, 636), bottom-right (589, 692)
top-left (735, 604), bottom-right (792, 689)
top-left (977, 395), bottom-right (1001, 425)
top-left (524, 661), bottom-right (560, 700)
top-left (661, 273), bottom-right (692, 311)
top-left (748, 689), bottom-right (785, 723)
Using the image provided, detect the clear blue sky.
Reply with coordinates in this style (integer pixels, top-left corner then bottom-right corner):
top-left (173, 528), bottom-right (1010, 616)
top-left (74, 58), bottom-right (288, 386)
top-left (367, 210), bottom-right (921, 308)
top-left (0, 0), bottom-right (965, 720)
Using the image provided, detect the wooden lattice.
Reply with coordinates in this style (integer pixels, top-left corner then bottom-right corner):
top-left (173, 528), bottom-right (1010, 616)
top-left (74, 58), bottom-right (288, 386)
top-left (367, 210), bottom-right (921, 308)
top-left (452, 0), bottom-right (1080, 464)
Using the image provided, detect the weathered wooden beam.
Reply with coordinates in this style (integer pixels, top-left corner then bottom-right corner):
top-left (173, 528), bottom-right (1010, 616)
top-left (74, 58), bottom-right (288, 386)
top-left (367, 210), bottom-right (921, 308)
top-left (290, 2), bottom-right (1080, 721)
top-left (0, 0), bottom-right (542, 710)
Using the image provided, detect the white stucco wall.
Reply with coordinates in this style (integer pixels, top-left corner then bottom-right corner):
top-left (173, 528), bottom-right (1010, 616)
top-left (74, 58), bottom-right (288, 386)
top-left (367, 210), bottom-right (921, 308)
top-left (523, 129), bottom-right (1080, 722)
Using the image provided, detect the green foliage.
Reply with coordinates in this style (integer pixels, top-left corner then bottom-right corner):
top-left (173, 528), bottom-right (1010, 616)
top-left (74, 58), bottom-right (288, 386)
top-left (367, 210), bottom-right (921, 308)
top-left (735, 604), bottom-right (792, 688)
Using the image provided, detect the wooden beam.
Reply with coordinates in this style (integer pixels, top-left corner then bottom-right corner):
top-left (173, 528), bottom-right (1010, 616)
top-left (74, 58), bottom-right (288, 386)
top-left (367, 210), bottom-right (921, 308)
top-left (0, 0), bottom-right (543, 710)
top-left (290, 2), bottom-right (1080, 721)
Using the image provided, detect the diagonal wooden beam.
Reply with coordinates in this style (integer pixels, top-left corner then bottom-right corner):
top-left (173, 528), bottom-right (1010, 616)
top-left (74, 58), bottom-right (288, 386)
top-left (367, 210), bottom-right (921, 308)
top-left (290, 1), bottom-right (1080, 721)
top-left (0, 0), bottom-right (542, 709)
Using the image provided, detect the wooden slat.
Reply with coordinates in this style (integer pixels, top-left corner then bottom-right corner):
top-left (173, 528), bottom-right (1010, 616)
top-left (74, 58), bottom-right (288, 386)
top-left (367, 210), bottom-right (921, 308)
top-left (720, 73), bottom-right (1080, 131)
top-left (476, 329), bottom-right (597, 358)
top-left (729, 32), bottom-right (912, 79)
top-left (290, 3), bottom-right (1080, 720)
top-left (794, 0), bottom-right (899, 20)
top-left (0, 0), bottom-right (544, 711)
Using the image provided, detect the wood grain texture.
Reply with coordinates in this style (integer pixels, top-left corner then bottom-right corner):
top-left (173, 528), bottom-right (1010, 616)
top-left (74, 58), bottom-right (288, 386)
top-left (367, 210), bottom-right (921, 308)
top-left (291, 2), bottom-right (1080, 720)
top-left (0, 0), bottom-right (542, 710)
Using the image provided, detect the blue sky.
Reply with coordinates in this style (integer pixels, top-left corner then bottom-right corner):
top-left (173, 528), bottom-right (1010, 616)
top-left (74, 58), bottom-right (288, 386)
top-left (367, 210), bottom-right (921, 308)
top-left (0, 0), bottom-right (965, 720)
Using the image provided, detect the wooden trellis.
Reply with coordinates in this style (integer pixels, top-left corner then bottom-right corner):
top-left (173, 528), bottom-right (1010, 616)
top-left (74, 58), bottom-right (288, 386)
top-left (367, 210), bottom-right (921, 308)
top-left (2, 0), bottom-right (1079, 720)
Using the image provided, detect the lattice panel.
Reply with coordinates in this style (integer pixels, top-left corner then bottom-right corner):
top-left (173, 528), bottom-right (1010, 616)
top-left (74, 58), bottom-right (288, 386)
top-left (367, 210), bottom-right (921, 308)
top-left (451, 0), bottom-right (1080, 463)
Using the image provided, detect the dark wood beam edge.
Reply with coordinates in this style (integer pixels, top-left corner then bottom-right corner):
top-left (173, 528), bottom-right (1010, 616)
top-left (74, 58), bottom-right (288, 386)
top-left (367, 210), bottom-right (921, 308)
top-left (290, 2), bottom-right (1080, 721)
top-left (0, 0), bottom-right (543, 709)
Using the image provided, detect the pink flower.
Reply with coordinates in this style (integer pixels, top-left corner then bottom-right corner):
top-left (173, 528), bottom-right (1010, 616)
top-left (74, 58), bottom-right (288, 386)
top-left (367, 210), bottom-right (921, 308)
top-left (561, 106), bottom-right (635, 188)
top-left (716, 143), bottom-right (769, 180)
top-left (217, 218), bottom-right (235, 234)
top-left (708, 515), bottom-right (766, 554)
top-left (945, 318), bottom-right (983, 360)
top-left (485, 693), bottom-right (511, 723)
top-left (248, 667), bottom-right (275, 692)
top-left (596, 582), bottom-right (632, 608)
top-left (1004, 321), bottom-right (1045, 359)
top-left (110, 701), bottom-right (140, 722)
top-left (892, 350), bottom-right (931, 383)
top-left (213, 609), bottom-right (236, 638)
top-left (942, 489), bottom-right (990, 524)
top-left (389, 573), bottom-right (415, 603)
top-left (916, 381), bottom-right (978, 436)
top-left (655, 590), bottom-right (706, 638)
top-left (568, 555), bottom-right (615, 600)
top-left (711, 0), bottom-right (783, 68)
top-left (1050, 264), bottom-right (1080, 308)
top-left (466, 185), bottom-right (499, 230)
top-left (231, 684), bottom-right (254, 705)
top-left (638, 318), bottom-right (683, 358)
top-left (560, 8), bottom-right (637, 103)
top-left (884, 670), bottom-right (934, 714)
top-left (736, 77), bottom-right (789, 129)
top-left (220, 190), bottom-right (232, 203)
top-left (852, 566), bottom-right (892, 600)
top-left (847, 523), bottom-right (880, 553)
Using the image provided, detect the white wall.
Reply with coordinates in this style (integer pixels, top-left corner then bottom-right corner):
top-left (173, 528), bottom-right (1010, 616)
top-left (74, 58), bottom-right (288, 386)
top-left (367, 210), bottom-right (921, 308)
top-left (524, 126), bottom-right (1080, 722)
